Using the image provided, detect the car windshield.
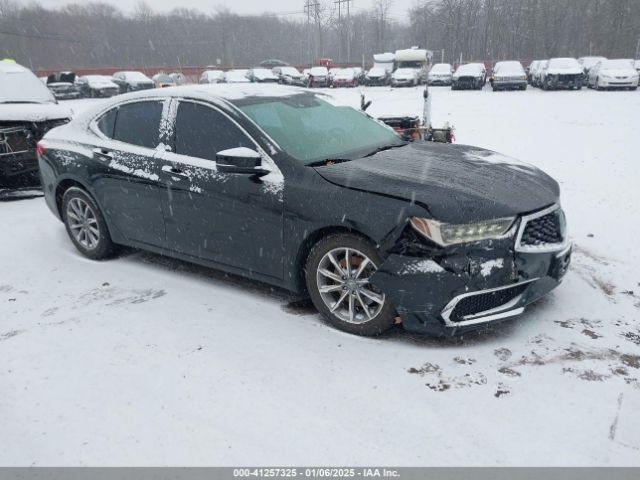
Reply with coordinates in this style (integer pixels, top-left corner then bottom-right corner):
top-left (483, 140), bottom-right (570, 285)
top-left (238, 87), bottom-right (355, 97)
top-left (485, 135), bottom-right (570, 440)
top-left (124, 72), bottom-right (149, 81)
top-left (495, 61), bottom-right (524, 74)
top-left (602, 59), bottom-right (634, 69)
top-left (235, 94), bottom-right (403, 165)
top-left (398, 61), bottom-right (422, 69)
top-left (456, 64), bottom-right (483, 75)
top-left (310, 67), bottom-right (328, 76)
top-left (0, 68), bottom-right (56, 104)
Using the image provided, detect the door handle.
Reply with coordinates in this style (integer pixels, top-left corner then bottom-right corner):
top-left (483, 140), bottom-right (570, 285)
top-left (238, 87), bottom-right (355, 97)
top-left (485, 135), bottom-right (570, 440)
top-left (93, 148), bottom-right (113, 161)
top-left (161, 164), bottom-right (188, 179)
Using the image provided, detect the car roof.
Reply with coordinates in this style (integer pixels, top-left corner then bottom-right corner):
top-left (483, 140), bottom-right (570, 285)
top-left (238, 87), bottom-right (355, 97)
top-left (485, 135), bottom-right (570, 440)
top-left (0, 61), bottom-right (29, 74)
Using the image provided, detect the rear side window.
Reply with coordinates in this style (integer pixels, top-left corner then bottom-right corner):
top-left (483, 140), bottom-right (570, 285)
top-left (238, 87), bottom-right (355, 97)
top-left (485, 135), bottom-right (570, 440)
top-left (113, 101), bottom-right (163, 149)
top-left (174, 101), bottom-right (253, 161)
top-left (96, 108), bottom-right (117, 138)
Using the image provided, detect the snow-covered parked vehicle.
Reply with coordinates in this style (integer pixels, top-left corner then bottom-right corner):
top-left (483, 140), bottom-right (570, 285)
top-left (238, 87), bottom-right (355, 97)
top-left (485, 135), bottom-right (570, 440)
top-left (578, 56), bottom-right (607, 86)
top-left (247, 68), bottom-right (279, 83)
top-left (491, 61), bottom-right (527, 91)
top-left (365, 52), bottom-right (395, 86)
top-left (451, 63), bottom-right (486, 90)
top-left (587, 59), bottom-right (638, 91)
top-left (391, 68), bottom-right (420, 87)
top-left (77, 75), bottom-right (120, 98)
top-left (527, 60), bottom-right (543, 84)
top-left (307, 66), bottom-right (329, 87)
top-left (46, 72), bottom-right (82, 100)
top-left (199, 70), bottom-right (226, 84)
top-left (0, 60), bottom-right (71, 186)
top-left (38, 84), bottom-right (570, 337)
top-left (531, 60), bottom-right (548, 87)
top-left (225, 69), bottom-right (251, 84)
top-left (112, 71), bottom-right (155, 94)
top-left (272, 66), bottom-right (304, 86)
top-left (427, 63), bottom-right (453, 86)
top-left (541, 58), bottom-right (583, 90)
top-left (331, 68), bottom-right (358, 87)
top-left (395, 48), bottom-right (430, 84)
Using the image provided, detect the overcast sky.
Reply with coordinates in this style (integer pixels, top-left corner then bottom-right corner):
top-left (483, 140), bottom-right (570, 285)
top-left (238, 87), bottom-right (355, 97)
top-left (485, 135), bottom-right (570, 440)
top-left (33, 0), bottom-right (415, 19)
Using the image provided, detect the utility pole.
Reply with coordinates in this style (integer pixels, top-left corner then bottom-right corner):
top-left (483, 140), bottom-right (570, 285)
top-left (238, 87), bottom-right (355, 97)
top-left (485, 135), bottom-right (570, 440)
top-left (304, 0), bottom-right (320, 67)
top-left (334, 0), bottom-right (352, 63)
top-left (635, 36), bottom-right (640, 60)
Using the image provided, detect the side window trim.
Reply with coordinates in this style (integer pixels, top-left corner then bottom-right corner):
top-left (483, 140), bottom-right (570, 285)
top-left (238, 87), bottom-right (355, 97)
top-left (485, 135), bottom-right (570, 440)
top-left (90, 98), bottom-right (169, 153)
top-left (163, 98), bottom-right (282, 179)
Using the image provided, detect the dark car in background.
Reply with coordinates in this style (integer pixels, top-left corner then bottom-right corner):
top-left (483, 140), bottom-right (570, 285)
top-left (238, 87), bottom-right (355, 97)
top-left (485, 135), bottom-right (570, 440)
top-left (0, 60), bottom-right (71, 187)
top-left (77, 75), bottom-right (120, 98)
top-left (451, 63), bottom-right (486, 90)
top-left (542, 58), bottom-right (583, 90)
top-left (491, 61), bottom-right (527, 91)
top-left (112, 71), bottom-right (155, 94)
top-left (38, 84), bottom-right (570, 337)
top-left (46, 72), bottom-right (82, 100)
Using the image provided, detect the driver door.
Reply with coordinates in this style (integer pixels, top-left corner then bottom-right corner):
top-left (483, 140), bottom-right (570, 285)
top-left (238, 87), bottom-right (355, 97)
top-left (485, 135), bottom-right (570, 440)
top-left (158, 99), bottom-right (284, 280)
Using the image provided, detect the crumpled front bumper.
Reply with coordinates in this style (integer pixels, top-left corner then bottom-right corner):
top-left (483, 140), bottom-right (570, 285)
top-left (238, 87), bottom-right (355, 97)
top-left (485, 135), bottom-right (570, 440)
top-left (370, 235), bottom-right (571, 337)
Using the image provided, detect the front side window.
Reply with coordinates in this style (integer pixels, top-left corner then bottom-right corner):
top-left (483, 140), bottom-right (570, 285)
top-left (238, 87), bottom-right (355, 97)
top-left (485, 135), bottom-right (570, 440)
top-left (174, 101), bottom-right (254, 161)
top-left (236, 94), bottom-right (402, 165)
top-left (113, 101), bottom-right (163, 149)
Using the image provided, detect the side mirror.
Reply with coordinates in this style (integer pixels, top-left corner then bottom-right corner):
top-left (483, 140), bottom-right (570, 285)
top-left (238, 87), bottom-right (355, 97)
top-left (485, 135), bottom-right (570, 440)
top-left (216, 147), bottom-right (270, 177)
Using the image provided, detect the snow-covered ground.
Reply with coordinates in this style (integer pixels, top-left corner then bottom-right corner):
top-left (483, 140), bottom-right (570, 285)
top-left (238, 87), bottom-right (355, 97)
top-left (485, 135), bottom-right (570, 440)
top-left (1, 86), bottom-right (639, 466)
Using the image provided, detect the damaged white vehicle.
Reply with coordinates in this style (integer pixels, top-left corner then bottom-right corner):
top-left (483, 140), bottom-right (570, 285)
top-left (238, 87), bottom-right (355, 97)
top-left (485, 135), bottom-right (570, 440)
top-left (0, 60), bottom-right (71, 186)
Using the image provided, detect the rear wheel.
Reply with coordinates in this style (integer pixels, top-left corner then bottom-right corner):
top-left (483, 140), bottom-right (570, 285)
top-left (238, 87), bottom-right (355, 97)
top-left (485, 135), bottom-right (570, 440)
top-left (305, 233), bottom-right (395, 336)
top-left (61, 187), bottom-right (115, 260)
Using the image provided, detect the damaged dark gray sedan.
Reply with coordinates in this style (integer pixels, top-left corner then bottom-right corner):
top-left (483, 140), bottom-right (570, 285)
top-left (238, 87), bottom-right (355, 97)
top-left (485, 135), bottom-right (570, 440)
top-left (38, 85), bottom-right (571, 337)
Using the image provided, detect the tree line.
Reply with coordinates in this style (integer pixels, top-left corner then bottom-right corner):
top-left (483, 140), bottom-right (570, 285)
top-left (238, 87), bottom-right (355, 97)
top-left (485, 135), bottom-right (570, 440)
top-left (0, 0), bottom-right (638, 72)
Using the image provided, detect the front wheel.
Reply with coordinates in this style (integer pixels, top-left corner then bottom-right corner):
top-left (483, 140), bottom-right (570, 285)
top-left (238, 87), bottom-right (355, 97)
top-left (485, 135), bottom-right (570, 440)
top-left (305, 233), bottom-right (395, 336)
top-left (62, 187), bottom-right (115, 260)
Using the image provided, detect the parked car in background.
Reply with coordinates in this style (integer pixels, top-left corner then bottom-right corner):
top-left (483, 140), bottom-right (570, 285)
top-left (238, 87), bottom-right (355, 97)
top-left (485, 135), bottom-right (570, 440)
top-left (531, 60), bottom-right (548, 87)
top-left (392, 67), bottom-right (421, 87)
top-left (332, 68), bottom-right (358, 87)
top-left (112, 71), bottom-right (155, 93)
top-left (528, 60), bottom-right (542, 84)
top-left (225, 69), bottom-right (251, 83)
top-left (169, 72), bottom-right (187, 86)
top-left (635, 60), bottom-right (640, 75)
top-left (491, 61), bottom-right (527, 91)
top-left (0, 60), bottom-right (71, 186)
top-left (307, 66), bottom-right (330, 87)
top-left (578, 56), bottom-right (607, 86)
top-left (352, 67), bottom-right (366, 84)
top-left (46, 72), bottom-right (82, 100)
top-left (248, 68), bottom-right (279, 83)
top-left (272, 66), bottom-right (304, 86)
top-left (588, 59), bottom-right (638, 90)
top-left (542, 58), bottom-right (583, 90)
top-left (152, 73), bottom-right (177, 88)
top-left (427, 63), bottom-right (453, 86)
top-left (365, 52), bottom-right (395, 86)
top-left (395, 48), bottom-right (430, 84)
top-left (451, 63), bottom-right (485, 90)
top-left (77, 75), bottom-right (120, 98)
top-left (38, 84), bottom-right (570, 337)
top-left (199, 70), bottom-right (226, 84)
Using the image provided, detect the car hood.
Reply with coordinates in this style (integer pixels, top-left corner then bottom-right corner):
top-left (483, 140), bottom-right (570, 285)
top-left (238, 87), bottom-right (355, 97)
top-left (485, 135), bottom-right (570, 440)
top-left (546, 67), bottom-right (583, 75)
top-left (314, 142), bottom-right (559, 224)
top-left (0, 103), bottom-right (72, 122)
top-left (393, 69), bottom-right (417, 78)
top-left (601, 68), bottom-right (637, 77)
top-left (89, 82), bottom-right (118, 88)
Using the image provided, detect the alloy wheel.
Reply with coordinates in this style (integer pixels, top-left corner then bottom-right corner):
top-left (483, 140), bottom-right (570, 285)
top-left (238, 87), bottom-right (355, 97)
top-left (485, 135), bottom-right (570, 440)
top-left (66, 197), bottom-right (100, 250)
top-left (316, 247), bottom-right (386, 324)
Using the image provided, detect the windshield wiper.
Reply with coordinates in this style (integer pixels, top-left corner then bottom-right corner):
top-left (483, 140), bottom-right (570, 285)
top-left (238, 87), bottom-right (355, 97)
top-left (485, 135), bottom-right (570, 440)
top-left (307, 158), bottom-right (354, 167)
top-left (362, 142), bottom-right (407, 158)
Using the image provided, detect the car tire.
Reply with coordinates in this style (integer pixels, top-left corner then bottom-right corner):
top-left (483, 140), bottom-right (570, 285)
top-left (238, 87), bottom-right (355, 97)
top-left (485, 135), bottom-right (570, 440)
top-left (305, 233), bottom-right (395, 336)
top-left (61, 187), bottom-right (115, 260)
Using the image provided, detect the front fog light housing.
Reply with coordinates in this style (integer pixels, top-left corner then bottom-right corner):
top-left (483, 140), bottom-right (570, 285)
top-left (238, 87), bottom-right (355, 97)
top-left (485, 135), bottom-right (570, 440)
top-left (410, 216), bottom-right (515, 246)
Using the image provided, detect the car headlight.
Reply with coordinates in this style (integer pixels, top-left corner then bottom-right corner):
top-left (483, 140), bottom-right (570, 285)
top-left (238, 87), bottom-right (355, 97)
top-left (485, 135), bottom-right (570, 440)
top-left (410, 216), bottom-right (515, 246)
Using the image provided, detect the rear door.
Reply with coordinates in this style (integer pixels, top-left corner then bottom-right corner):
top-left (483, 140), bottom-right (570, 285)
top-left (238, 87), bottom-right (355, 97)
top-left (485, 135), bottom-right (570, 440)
top-left (158, 99), bottom-right (284, 280)
top-left (90, 99), bottom-right (168, 248)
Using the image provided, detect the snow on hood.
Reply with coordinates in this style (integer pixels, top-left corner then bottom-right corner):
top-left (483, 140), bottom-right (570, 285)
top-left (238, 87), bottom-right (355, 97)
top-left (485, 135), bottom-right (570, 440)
top-left (546, 58), bottom-right (582, 75)
top-left (454, 64), bottom-right (484, 77)
top-left (0, 103), bottom-right (72, 122)
top-left (334, 69), bottom-right (355, 80)
top-left (429, 64), bottom-right (452, 75)
top-left (393, 68), bottom-right (418, 79)
top-left (310, 67), bottom-right (328, 76)
top-left (252, 69), bottom-right (278, 80)
top-left (314, 142), bottom-right (559, 224)
top-left (367, 67), bottom-right (387, 77)
top-left (494, 61), bottom-right (525, 76)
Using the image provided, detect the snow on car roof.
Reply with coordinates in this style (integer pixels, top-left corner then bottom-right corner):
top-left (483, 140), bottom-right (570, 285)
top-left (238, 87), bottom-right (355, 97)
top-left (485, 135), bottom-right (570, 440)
top-left (430, 63), bottom-right (452, 73)
top-left (455, 63), bottom-right (484, 75)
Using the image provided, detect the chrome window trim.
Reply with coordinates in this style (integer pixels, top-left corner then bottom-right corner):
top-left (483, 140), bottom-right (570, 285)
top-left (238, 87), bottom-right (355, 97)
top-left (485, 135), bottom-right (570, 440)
top-left (440, 278), bottom-right (538, 327)
top-left (515, 204), bottom-right (569, 253)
